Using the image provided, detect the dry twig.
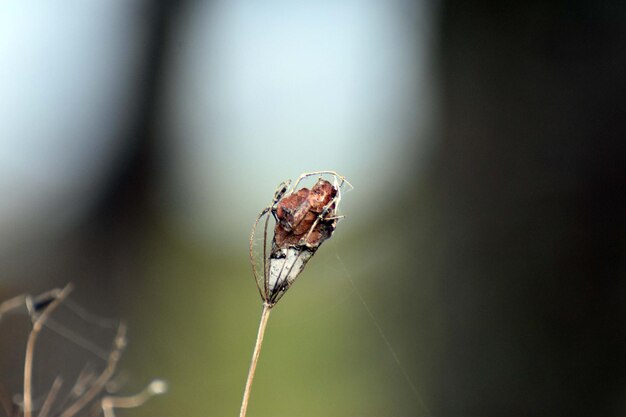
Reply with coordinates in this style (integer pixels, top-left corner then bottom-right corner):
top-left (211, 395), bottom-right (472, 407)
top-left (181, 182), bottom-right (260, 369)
top-left (1, 285), bottom-right (166, 417)
top-left (23, 283), bottom-right (74, 417)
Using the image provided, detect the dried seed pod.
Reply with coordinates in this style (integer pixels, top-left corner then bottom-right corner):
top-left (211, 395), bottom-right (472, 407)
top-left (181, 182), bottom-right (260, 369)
top-left (250, 172), bottom-right (351, 307)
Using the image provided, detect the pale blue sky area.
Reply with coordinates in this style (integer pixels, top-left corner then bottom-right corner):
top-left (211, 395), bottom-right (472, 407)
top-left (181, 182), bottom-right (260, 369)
top-left (162, 0), bottom-right (435, 243)
top-left (0, 0), bottom-right (435, 248)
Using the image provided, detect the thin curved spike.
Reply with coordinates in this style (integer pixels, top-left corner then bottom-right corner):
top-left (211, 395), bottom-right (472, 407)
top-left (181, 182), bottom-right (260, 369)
top-left (262, 212), bottom-right (271, 300)
top-left (249, 208), bottom-right (270, 299)
top-left (249, 179), bottom-right (293, 302)
top-left (290, 171), bottom-right (353, 194)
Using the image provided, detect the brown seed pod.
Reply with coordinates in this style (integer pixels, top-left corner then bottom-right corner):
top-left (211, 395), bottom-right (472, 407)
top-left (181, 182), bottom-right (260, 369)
top-left (249, 172), bottom-right (351, 306)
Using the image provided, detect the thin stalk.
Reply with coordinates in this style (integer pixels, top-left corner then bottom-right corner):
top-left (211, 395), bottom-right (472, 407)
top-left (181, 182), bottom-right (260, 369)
top-left (24, 284), bottom-right (73, 417)
top-left (239, 304), bottom-right (272, 417)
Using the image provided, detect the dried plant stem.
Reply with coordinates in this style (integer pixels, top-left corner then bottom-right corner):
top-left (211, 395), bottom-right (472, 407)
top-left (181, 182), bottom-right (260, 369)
top-left (24, 284), bottom-right (73, 417)
top-left (239, 304), bottom-right (272, 417)
top-left (59, 322), bottom-right (127, 417)
top-left (38, 377), bottom-right (63, 417)
top-left (101, 380), bottom-right (168, 417)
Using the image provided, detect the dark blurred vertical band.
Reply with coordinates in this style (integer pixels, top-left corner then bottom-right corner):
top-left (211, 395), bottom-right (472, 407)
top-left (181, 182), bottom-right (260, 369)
top-left (430, 1), bottom-right (626, 416)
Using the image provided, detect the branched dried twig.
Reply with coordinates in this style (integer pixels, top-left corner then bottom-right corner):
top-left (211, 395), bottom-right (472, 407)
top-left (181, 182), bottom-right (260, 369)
top-left (58, 323), bottom-right (127, 417)
top-left (24, 283), bottom-right (74, 417)
top-left (1, 285), bottom-right (167, 417)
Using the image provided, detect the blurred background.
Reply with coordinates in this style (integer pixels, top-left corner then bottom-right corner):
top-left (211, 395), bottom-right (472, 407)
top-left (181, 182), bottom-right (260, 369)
top-left (0, 0), bottom-right (625, 416)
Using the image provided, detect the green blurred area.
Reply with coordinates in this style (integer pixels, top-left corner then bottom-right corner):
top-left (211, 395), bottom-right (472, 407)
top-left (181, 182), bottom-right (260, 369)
top-left (122, 190), bottom-right (441, 417)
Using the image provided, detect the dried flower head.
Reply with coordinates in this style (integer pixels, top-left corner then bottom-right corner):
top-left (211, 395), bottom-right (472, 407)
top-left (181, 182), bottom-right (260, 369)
top-left (249, 171), bottom-right (352, 307)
